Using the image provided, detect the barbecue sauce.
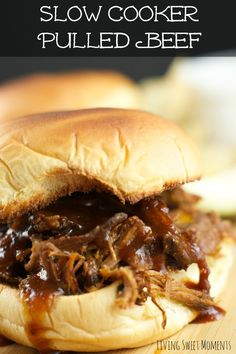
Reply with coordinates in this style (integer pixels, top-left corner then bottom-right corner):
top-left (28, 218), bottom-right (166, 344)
top-left (0, 225), bottom-right (31, 283)
top-left (16, 193), bottom-right (123, 352)
top-left (20, 274), bottom-right (64, 351)
top-left (42, 193), bottom-right (121, 234)
top-left (0, 192), bottom-right (227, 352)
top-left (193, 305), bottom-right (225, 323)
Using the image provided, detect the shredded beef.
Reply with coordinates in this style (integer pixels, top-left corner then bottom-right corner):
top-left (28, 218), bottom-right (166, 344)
top-left (0, 190), bottom-right (233, 324)
top-left (100, 267), bottom-right (138, 308)
top-left (24, 213), bottom-right (128, 294)
top-left (145, 270), bottom-right (224, 314)
top-left (113, 216), bottom-right (153, 269)
top-left (137, 197), bottom-right (211, 291)
top-left (163, 229), bottom-right (210, 292)
top-left (29, 213), bottom-right (82, 237)
top-left (164, 188), bottom-right (232, 254)
top-left (161, 187), bottom-right (200, 212)
top-left (183, 212), bottom-right (231, 255)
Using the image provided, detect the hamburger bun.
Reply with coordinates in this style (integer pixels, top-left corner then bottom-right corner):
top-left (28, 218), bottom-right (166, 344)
top-left (0, 108), bottom-right (201, 221)
top-left (0, 71), bottom-right (141, 122)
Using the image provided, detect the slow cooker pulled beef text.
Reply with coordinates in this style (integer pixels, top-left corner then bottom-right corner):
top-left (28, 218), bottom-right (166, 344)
top-left (0, 189), bottom-right (231, 326)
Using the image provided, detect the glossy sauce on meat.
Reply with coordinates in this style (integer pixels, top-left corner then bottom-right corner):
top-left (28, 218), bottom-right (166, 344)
top-left (0, 223), bottom-right (31, 283)
top-left (41, 193), bottom-right (122, 234)
top-left (0, 190), bottom-right (229, 351)
top-left (20, 275), bottom-right (64, 351)
top-left (192, 306), bottom-right (225, 323)
top-left (17, 194), bottom-right (130, 351)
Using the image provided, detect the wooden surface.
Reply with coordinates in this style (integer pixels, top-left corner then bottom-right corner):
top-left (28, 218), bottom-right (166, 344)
top-left (1, 249), bottom-right (236, 354)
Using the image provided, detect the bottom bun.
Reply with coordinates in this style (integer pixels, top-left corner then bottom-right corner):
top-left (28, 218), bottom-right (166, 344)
top-left (0, 239), bottom-right (233, 352)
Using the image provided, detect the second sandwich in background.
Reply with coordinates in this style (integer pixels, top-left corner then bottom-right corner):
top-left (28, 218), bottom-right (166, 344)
top-left (0, 70), bottom-right (141, 122)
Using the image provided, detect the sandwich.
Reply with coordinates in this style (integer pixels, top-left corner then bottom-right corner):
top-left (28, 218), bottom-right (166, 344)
top-left (0, 108), bottom-right (234, 352)
top-left (0, 71), bottom-right (141, 122)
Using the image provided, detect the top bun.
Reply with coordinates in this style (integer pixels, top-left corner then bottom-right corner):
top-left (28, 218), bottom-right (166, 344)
top-left (0, 108), bottom-right (201, 221)
top-left (0, 70), bottom-right (141, 122)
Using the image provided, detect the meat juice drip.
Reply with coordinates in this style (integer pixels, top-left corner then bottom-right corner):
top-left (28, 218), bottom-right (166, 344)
top-left (193, 306), bottom-right (226, 323)
top-left (20, 275), bottom-right (64, 352)
top-left (183, 281), bottom-right (226, 323)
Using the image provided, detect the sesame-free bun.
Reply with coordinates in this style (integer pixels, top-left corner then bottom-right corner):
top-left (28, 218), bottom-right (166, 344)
top-left (0, 239), bottom-right (233, 352)
top-left (0, 108), bottom-right (201, 221)
top-left (0, 71), bottom-right (141, 122)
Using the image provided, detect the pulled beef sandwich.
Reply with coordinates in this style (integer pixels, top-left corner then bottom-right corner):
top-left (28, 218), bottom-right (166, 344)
top-left (0, 70), bottom-right (140, 123)
top-left (0, 108), bottom-right (234, 352)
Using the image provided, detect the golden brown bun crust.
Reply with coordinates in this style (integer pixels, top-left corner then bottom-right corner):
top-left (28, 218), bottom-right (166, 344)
top-left (0, 70), bottom-right (141, 122)
top-left (0, 108), bottom-right (201, 221)
top-left (0, 239), bottom-right (233, 352)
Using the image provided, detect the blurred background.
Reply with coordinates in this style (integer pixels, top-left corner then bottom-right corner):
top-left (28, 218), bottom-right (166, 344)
top-left (0, 57), bottom-right (172, 82)
top-left (0, 56), bottom-right (235, 216)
